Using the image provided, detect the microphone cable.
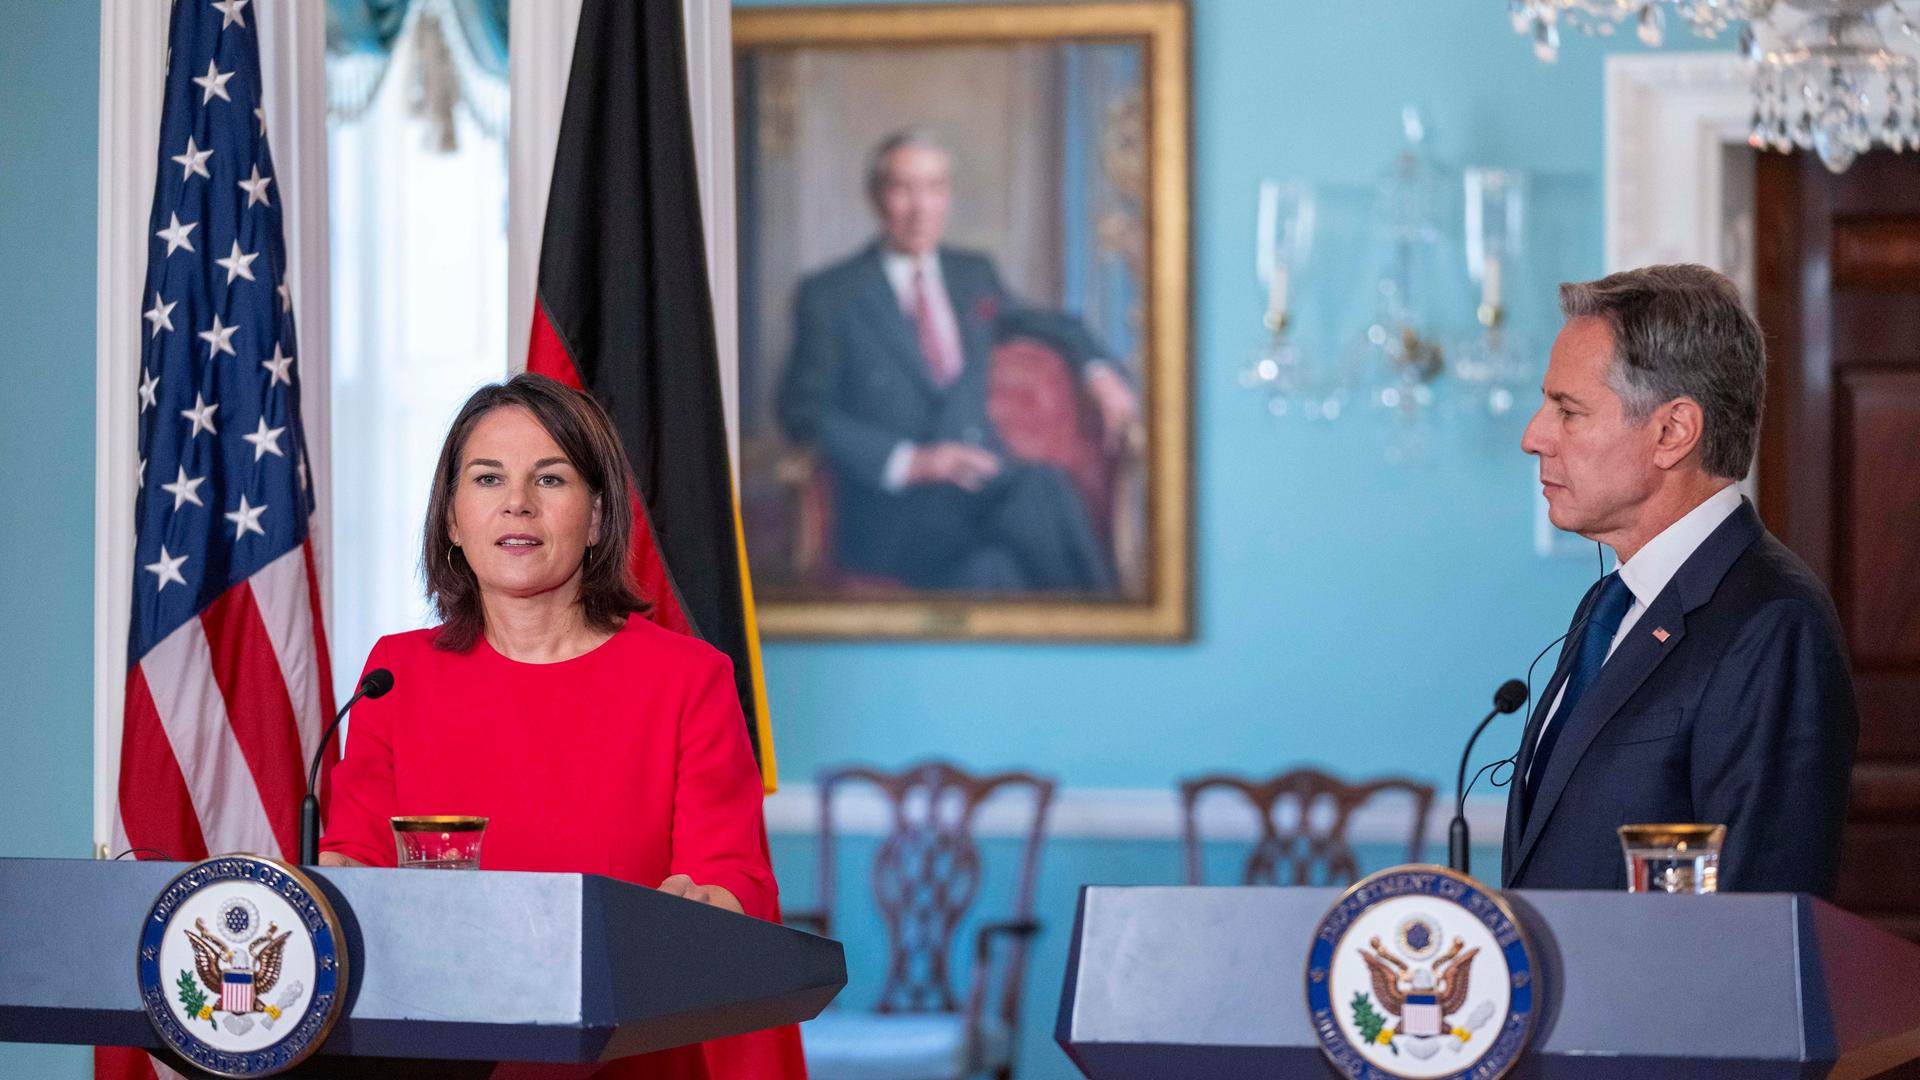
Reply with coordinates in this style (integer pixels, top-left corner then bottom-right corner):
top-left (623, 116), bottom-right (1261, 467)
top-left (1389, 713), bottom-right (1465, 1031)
top-left (1462, 540), bottom-right (1609, 802)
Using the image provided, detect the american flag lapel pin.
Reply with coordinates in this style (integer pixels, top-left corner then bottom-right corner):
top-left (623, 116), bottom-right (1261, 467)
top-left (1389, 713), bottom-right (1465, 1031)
top-left (1652, 627), bottom-right (1671, 643)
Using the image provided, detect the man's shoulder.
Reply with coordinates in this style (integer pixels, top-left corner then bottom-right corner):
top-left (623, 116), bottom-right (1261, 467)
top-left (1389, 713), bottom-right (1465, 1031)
top-left (1709, 528), bottom-right (1845, 637)
top-left (939, 245), bottom-right (1000, 278)
top-left (799, 246), bottom-right (881, 296)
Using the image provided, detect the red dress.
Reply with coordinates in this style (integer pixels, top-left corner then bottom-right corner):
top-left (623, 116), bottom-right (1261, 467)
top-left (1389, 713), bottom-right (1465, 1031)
top-left (322, 617), bottom-right (806, 1080)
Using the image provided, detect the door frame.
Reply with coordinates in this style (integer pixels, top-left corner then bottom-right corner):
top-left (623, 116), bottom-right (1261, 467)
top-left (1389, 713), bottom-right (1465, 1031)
top-left (1604, 52), bottom-right (1752, 277)
top-left (1603, 51), bottom-right (1762, 502)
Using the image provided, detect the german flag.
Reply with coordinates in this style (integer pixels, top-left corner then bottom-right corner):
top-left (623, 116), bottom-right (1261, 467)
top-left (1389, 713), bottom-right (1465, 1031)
top-left (527, 0), bottom-right (776, 792)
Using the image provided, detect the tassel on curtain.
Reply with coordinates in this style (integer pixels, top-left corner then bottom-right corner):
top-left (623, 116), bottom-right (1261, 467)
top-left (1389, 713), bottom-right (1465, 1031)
top-left (325, 0), bottom-right (508, 149)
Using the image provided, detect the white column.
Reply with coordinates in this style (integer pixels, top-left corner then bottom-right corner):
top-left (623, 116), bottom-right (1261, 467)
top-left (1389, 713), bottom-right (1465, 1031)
top-left (256, 0), bottom-right (334, 625)
top-left (93, 0), bottom-right (169, 854)
top-left (506, 0), bottom-right (583, 375)
top-left (684, 0), bottom-right (741, 469)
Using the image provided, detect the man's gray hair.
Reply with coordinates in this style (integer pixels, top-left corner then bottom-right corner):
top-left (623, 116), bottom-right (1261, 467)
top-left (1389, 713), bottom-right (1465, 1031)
top-left (865, 128), bottom-right (948, 199)
top-left (1559, 264), bottom-right (1766, 480)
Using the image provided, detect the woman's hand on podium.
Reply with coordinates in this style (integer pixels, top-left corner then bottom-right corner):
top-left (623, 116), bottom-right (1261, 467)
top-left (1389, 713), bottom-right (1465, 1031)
top-left (658, 874), bottom-right (743, 915)
top-left (316, 851), bottom-right (364, 868)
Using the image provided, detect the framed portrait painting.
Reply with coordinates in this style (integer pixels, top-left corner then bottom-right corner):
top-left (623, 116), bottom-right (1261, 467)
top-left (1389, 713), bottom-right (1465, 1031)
top-left (733, 2), bottom-right (1190, 641)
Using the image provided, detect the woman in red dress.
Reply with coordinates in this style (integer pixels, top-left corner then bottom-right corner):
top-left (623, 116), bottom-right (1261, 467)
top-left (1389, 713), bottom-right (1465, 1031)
top-left (319, 373), bottom-right (805, 1079)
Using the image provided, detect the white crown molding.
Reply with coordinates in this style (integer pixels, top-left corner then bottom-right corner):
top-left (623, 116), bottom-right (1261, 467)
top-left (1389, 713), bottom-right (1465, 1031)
top-left (763, 784), bottom-right (1509, 851)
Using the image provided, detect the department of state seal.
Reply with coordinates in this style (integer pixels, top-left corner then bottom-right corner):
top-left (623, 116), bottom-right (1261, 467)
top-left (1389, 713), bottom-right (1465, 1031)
top-left (136, 855), bottom-right (347, 1078)
top-left (1305, 864), bottom-right (1535, 1080)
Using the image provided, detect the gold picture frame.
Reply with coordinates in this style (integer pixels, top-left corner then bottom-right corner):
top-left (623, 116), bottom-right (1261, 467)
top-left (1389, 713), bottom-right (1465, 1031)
top-left (735, 2), bottom-right (1191, 641)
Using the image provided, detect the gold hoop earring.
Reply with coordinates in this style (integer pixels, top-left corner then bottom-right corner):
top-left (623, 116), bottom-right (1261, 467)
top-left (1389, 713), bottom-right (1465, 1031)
top-left (446, 545), bottom-right (461, 574)
top-left (584, 545), bottom-right (594, 567)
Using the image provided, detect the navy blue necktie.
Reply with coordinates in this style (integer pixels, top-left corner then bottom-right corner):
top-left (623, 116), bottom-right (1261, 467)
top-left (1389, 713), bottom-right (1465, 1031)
top-left (1525, 572), bottom-right (1636, 810)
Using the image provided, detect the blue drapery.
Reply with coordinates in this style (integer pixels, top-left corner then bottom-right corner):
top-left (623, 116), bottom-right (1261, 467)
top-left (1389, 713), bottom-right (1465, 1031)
top-left (326, 0), bottom-right (507, 79)
top-left (325, 0), bottom-right (508, 145)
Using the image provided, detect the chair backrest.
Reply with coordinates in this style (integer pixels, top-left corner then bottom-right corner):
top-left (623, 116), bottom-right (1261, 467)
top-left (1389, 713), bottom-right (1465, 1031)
top-left (816, 761), bottom-right (1055, 1016)
top-left (1178, 768), bottom-right (1435, 886)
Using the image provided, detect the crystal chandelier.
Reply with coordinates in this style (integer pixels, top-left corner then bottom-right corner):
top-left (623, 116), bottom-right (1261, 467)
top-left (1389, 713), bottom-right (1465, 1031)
top-left (1510, 0), bottom-right (1920, 172)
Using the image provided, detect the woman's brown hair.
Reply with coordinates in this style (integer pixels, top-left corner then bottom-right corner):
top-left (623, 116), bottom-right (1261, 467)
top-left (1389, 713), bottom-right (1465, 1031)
top-left (422, 373), bottom-right (647, 651)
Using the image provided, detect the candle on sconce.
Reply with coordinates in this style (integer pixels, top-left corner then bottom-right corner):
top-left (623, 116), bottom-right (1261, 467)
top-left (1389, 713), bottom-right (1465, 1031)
top-left (1266, 261), bottom-right (1290, 331)
top-left (1482, 254), bottom-right (1503, 312)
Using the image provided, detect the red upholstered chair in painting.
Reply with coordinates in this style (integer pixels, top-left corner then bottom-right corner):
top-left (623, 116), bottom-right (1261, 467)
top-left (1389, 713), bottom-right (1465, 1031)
top-left (783, 336), bottom-right (1133, 591)
top-left (984, 336), bottom-right (1123, 535)
top-left (787, 761), bottom-right (1056, 1080)
top-left (1178, 768), bottom-right (1436, 886)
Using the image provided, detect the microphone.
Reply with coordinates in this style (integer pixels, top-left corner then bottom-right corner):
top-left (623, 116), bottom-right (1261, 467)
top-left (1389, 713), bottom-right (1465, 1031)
top-left (1448, 678), bottom-right (1529, 876)
top-left (298, 668), bottom-right (394, 865)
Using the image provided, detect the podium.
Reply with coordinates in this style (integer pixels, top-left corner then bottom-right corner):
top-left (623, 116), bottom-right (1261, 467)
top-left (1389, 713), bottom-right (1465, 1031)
top-left (0, 858), bottom-right (845, 1077)
top-left (1056, 885), bottom-right (1920, 1079)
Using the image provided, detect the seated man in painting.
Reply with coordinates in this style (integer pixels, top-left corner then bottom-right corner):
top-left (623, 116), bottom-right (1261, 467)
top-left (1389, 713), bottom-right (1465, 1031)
top-left (778, 130), bottom-right (1138, 592)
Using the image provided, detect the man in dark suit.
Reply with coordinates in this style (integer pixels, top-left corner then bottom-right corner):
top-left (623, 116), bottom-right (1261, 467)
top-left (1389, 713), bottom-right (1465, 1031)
top-left (778, 130), bottom-right (1137, 591)
top-left (1502, 264), bottom-right (1857, 896)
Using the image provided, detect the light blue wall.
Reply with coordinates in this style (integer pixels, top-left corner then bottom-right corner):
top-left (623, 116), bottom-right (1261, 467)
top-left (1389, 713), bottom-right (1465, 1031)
top-left (0, 5), bottom-right (101, 1077)
top-left (0, 0), bottom-right (99, 858)
top-left (746, 2), bottom-right (1621, 1077)
top-left (752, 0), bottom-right (1609, 797)
top-left (0, 1), bottom-right (1631, 1077)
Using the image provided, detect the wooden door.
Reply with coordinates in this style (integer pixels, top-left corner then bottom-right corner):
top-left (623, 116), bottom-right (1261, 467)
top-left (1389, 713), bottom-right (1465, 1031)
top-left (1755, 150), bottom-right (1920, 940)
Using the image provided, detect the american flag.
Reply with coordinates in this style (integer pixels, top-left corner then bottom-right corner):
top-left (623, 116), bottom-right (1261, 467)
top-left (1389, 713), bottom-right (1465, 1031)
top-left (113, 0), bottom-right (336, 868)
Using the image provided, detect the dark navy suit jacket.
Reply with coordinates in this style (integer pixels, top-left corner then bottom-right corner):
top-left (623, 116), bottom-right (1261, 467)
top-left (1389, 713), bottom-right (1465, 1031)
top-left (1501, 500), bottom-right (1858, 897)
top-left (777, 243), bottom-right (1106, 578)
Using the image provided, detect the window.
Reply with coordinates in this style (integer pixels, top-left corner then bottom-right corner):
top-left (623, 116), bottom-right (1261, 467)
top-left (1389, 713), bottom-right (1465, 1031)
top-left (326, 0), bottom-right (509, 695)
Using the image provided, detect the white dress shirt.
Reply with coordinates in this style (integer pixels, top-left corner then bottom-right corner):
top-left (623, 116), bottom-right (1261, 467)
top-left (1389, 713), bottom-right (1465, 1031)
top-left (1527, 483), bottom-right (1745, 777)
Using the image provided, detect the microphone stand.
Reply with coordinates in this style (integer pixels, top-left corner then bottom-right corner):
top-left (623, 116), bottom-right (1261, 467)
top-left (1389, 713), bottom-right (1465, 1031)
top-left (1449, 680), bottom-right (1528, 876)
top-left (299, 670), bottom-right (391, 865)
top-left (1449, 708), bottom-right (1503, 875)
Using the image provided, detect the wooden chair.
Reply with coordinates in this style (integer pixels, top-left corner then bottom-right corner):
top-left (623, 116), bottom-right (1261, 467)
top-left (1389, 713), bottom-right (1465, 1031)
top-left (1177, 768), bottom-right (1436, 886)
top-left (788, 761), bottom-right (1056, 1080)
